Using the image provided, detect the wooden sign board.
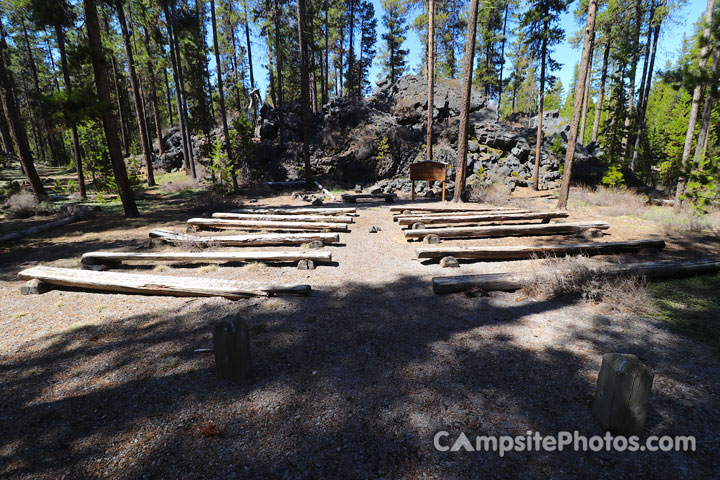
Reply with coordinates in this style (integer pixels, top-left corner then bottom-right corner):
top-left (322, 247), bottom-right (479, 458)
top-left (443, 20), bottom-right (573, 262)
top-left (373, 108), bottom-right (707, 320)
top-left (410, 161), bottom-right (447, 201)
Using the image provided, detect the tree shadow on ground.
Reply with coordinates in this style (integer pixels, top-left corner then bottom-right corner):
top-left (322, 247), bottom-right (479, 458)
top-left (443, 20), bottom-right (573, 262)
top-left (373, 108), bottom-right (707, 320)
top-left (1, 273), bottom-right (717, 479)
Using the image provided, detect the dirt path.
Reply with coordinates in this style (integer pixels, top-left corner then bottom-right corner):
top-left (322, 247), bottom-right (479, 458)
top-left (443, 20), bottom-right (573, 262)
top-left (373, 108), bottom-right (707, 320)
top-left (1, 195), bottom-right (718, 479)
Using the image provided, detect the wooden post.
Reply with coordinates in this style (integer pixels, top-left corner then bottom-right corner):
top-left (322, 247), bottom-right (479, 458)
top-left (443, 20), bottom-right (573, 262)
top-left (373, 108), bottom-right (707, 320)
top-left (592, 353), bottom-right (653, 436)
top-left (212, 316), bottom-right (251, 383)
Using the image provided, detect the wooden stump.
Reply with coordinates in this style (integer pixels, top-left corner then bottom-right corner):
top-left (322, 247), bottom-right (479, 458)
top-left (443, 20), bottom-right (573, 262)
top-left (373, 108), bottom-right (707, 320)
top-left (591, 353), bottom-right (654, 436)
top-left (424, 234), bottom-right (441, 244)
top-left (20, 279), bottom-right (52, 295)
top-left (212, 317), bottom-right (252, 383)
top-left (297, 259), bottom-right (316, 270)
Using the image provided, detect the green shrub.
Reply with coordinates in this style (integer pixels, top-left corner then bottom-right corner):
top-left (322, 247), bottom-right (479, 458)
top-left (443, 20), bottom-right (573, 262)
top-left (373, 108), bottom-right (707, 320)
top-left (601, 165), bottom-right (625, 188)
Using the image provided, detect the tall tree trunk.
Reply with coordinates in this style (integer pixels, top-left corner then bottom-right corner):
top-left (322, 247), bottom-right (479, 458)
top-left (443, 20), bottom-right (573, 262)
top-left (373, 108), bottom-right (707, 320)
top-left (274, 0), bottom-right (284, 139)
top-left (55, 24), bottom-right (86, 198)
top-left (20, 18), bottom-right (61, 167)
top-left (532, 21), bottom-right (548, 191)
top-left (578, 42), bottom-right (594, 144)
top-left (164, 67), bottom-right (174, 127)
top-left (630, 10), bottom-right (660, 171)
top-left (426, 0), bottom-right (435, 163)
top-left (243, 0), bottom-right (255, 90)
top-left (347, 0), bottom-right (356, 96)
top-left (297, 0), bottom-right (312, 186)
top-left (324, 0), bottom-right (329, 103)
top-left (692, 42), bottom-right (720, 169)
top-left (675, 0), bottom-right (714, 206)
top-left (0, 99), bottom-right (14, 158)
top-left (0, 17), bottom-right (47, 201)
top-left (496, 0), bottom-right (509, 119)
top-left (83, 0), bottom-right (138, 217)
top-left (591, 42), bottom-right (610, 143)
top-left (171, 5), bottom-right (196, 178)
top-left (116, 0), bottom-right (155, 186)
top-left (164, 2), bottom-right (194, 178)
top-left (621, 0), bottom-right (643, 159)
top-left (143, 25), bottom-right (165, 156)
top-left (229, 14), bottom-right (243, 113)
top-left (109, 52), bottom-right (130, 156)
top-left (453, 0), bottom-right (480, 202)
top-left (557, 0), bottom-right (598, 209)
top-left (628, 1), bottom-right (655, 172)
top-left (211, 0), bottom-right (238, 190)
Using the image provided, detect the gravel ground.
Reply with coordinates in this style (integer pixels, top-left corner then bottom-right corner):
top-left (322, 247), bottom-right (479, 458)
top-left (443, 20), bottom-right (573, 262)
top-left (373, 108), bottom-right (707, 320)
top-left (1, 192), bottom-right (719, 479)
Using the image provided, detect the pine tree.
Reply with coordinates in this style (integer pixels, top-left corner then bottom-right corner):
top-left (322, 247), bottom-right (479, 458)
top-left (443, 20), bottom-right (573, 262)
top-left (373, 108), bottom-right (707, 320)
top-left (379, 0), bottom-right (408, 84)
top-left (0, 15), bottom-right (47, 201)
top-left (520, 0), bottom-right (568, 190)
top-left (557, 0), bottom-right (598, 209)
top-left (83, 0), bottom-right (138, 217)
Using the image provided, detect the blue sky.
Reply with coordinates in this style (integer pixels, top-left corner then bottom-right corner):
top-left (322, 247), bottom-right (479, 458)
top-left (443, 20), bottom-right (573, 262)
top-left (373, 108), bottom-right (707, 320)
top-left (245, 0), bottom-right (708, 102)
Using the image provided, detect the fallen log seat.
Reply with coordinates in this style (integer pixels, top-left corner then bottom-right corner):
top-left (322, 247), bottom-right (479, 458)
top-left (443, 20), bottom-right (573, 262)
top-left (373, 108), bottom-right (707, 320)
top-left (187, 218), bottom-right (348, 232)
top-left (397, 211), bottom-right (569, 226)
top-left (389, 206), bottom-right (519, 213)
top-left (342, 193), bottom-right (396, 203)
top-left (212, 212), bottom-right (353, 223)
top-left (81, 250), bottom-right (333, 266)
top-left (149, 229), bottom-right (340, 246)
top-left (231, 207), bottom-right (356, 215)
top-left (416, 239), bottom-right (666, 261)
top-left (19, 266), bottom-right (311, 297)
top-left (404, 221), bottom-right (610, 240)
top-left (0, 215), bottom-right (82, 244)
top-left (432, 259), bottom-right (720, 294)
top-left (392, 210), bottom-right (530, 222)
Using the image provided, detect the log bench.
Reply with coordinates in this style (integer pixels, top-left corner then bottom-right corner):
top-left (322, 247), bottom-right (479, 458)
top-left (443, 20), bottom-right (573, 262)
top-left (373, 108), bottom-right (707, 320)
top-left (149, 229), bottom-right (340, 246)
top-left (81, 250), bottom-right (333, 266)
top-left (416, 239), bottom-right (666, 261)
top-left (342, 193), bottom-right (397, 203)
top-left (404, 221), bottom-right (610, 241)
top-left (19, 266), bottom-right (312, 298)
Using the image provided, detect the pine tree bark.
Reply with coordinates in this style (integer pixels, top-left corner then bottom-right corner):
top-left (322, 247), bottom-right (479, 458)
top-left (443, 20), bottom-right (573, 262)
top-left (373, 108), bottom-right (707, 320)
top-left (675, 0), bottom-right (714, 207)
top-left (692, 42), bottom-right (719, 169)
top-left (578, 42), bottom-right (594, 144)
top-left (164, 67), bottom-right (174, 127)
top-left (116, 0), bottom-right (155, 186)
top-left (83, 0), bottom-right (138, 217)
top-left (532, 20), bottom-right (549, 191)
top-left (55, 24), bottom-right (86, 198)
top-left (0, 17), bottom-right (47, 201)
top-left (297, 0), bottom-right (312, 186)
top-left (211, 0), bottom-right (238, 190)
top-left (0, 100), bottom-right (14, 158)
top-left (452, 0), bottom-right (480, 202)
top-left (591, 42), bottom-right (610, 143)
top-left (426, 0), bottom-right (435, 163)
top-left (557, 0), bottom-right (598, 209)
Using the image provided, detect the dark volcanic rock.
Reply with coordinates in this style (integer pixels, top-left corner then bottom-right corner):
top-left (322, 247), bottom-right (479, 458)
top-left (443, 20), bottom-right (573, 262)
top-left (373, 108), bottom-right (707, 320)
top-left (248, 75), bottom-right (602, 191)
